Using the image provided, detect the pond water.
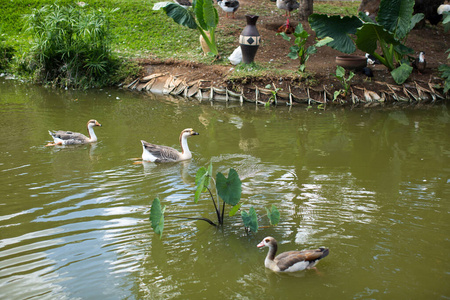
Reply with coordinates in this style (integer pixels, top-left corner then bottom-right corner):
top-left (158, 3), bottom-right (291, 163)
top-left (0, 77), bottom-right (449, 299)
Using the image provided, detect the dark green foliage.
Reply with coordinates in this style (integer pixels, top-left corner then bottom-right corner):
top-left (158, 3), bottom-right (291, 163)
top-left (23, 4), bottom-right (119, 88)
top-left (0, 29), bottom-right (14, 71)
top-left (438, 64), bottom-right (450, 94)
top-left (309, 0), bottom-right (424, 84)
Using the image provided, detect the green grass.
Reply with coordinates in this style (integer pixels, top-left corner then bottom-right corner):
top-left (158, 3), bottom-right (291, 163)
top-left (314, 1), bottom-right (360, 16)
top-left (0, 0), bottom-right (360, 84)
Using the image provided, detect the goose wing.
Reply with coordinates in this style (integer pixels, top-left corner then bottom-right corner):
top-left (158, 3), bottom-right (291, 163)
top-left (275, 248), bottom-right (329, 271)
top-left (142, 141), bottom-right (181, 162)
top-left (49, 130), bottom-right (88, 143)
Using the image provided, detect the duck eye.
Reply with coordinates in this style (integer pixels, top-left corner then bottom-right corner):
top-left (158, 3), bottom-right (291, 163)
top-left (265, 239), bottom-right (270, 243)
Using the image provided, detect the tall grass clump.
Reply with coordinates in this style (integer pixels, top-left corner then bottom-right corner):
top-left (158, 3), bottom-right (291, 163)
top-left (24, 4), bottom-right (119, 89)
top-left (0, 28), bottom-right (15, 71)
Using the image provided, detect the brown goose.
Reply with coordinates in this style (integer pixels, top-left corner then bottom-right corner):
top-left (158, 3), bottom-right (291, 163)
top-left (47, 119), bottom-right (102, 146)
top-left (257, 236), bottom-right (329, 272)
top-left (141, 128), bottom-right (199, 163)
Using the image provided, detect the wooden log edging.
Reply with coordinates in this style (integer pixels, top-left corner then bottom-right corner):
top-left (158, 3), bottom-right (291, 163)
top-left (127, 73), bottom-right (448, 106)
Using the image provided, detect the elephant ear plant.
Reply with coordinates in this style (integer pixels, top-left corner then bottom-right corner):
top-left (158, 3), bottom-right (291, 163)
top-left (150, 163), bottom-right (280, 238)
top-left (309, 0), bottom-right (424, 85)
top-left (153, 0), bottom-right (219, 57)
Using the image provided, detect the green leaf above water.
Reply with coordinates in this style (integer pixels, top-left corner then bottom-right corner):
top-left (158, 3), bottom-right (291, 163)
top-left (241, 207), bottom-right (258, 232)
top-left (266, 205), bottom-right (280, 226)
top-left (150, 197), bottom-right (166, 238)
top-left (194, 162), bottom-right (212, 203)
top-left (216, 168), bottom-right (242, 206)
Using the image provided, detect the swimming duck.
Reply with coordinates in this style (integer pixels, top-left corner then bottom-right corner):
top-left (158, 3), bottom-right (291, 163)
top-left (257, 236), bottom-right (329, 272)
top-left (412, 51), bottom-right (426, 74)
top-left (276, 0), bottom-right (299, 17)
top-left (217, 0), bottom-right (239, 19)
top-left (141, 128), bottom-right (199, 163)
top-left (47, 119), bottom-right (102, 146)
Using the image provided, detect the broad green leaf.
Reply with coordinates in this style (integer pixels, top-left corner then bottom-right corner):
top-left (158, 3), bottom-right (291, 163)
top-left (278, 32), bottom-right (291, 41)
top-left (393, 43), bottom-right (413, 56)
top-left (195, 167), bottom-right (207, 186)
top-left (229, 203), bottom-right (242, 217)
top-left (294, 23), bottom-right (304, 35)
top-left (309, 14), bottom-right (363, 54)
top-left (163, 2), bottom-right (197, 29)
top-left (355, 23), bottom-right (398, 55)
top-left (315, 36), bottom-right (333, 48)
top-left (377, 0), bottom-right (414, 39)
top-left (443, 12), bottom-right (450, 32)
top-left (194, 0), bottom-right (207, 30)
top-left (266, 205), bottom-right (280, 226)
top-left (306, 45), bottom-right (317, 55)
top-left (202, 0), bottom-right (218, 29)
top-left (390, 63), bottom-right (413, 84)
top-left (336, 65), bottom-right (345, 78)
top-left (409, 13), bottom-right (424, 32)
top-left (216, 168), bottom-right (242, 206)
top-left (241, 207), bottom-right (258, 232)
top-left (150, 197), bottom-right (165, 238)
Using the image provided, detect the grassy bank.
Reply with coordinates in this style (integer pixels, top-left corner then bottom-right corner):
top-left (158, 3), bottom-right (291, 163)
top-left (0, 0), bottom-right (359, 86)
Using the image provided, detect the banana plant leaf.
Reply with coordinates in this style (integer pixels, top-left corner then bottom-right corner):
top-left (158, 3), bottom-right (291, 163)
top-left (153, 2), bottom-right (197, 30)
top-left (376, 0), bottom-right (414, 39)
top-left (309, 14), bottom-right (363, 54)
top-left (241, 207), bottom-right (258, 232)
top-left (150, 197), bottom-right (165, 238)
top-left (216, 168), bottom-right (241, 206)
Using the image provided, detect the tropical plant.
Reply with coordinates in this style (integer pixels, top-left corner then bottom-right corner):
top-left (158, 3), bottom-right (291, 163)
top-left (0, 28), bottom-right (14, 71)
top-left (332, 65), bottom-right (354, 100)
top-left (153, 0), bottom-right (219, 57)
top-left (277, 23), bottom-right (333, 73)
top-left (309, 0), bottom-right (424, 85)
top-left (23, 4), bottom-right (119, 88)
top-left (149, 163), bottom-right (280, 238)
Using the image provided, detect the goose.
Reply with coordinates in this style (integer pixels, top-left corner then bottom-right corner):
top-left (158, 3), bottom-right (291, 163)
top-left (217, 0), bottom-right (239, 19)
top-left (257, 236), bottom-right (329, 272)
top-left (47, 119), bottom-right (102, 146)
top-left (141, 128), bottom-right (199, 163)
top-left (276, 0), bottom-right (299, 18)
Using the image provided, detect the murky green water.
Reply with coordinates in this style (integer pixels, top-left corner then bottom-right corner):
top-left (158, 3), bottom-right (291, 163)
top-left (0, 77), bottom-right (449, 299)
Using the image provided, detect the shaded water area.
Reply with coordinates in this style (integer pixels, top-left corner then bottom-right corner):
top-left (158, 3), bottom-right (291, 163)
top-left (0, 77), bottom-right (449, 299)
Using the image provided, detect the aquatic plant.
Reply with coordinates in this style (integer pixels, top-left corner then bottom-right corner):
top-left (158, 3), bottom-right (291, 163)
top-left (153, 0), bottom-right (219, 57)
top-left (23, 4), bottom-right (119, 88)
top-left (309, 0), bottom-right (424, 84)
top-left (277, 23), bottom-right (332, 73)
top-left (332, 65), bottom-right (355, 100)
top-left (150, 163), bottom-right (280, 238)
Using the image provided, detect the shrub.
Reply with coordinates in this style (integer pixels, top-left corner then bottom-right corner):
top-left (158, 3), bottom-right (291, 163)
top-left (24, 4), bottom-right (119, 88)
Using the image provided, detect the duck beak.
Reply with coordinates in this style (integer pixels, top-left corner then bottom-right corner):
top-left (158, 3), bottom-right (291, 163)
top-left (95, 121), bottom-right (102, 127)
top-left (192, 131), bottom-right (199, 136)
top-left (257, 241), bottom-right (265, 248)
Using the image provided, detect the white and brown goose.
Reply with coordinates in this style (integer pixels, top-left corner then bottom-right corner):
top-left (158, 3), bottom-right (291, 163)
top-left (141, 128), bottom-right (199, 163)
top-left (257, 236), bottom-right (329, 272)
top-left (47, 119), bottom-right (102, 146)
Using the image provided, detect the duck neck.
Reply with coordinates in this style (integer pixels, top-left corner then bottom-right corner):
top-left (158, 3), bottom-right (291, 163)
top-left (87, 126), bottom-right (97, 142)
top-left (267, 243), bottom-right (277, 261)
top-left (180, 134), bottom-right (191, 159)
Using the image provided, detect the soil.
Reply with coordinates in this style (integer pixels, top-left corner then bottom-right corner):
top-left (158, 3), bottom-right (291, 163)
top-left (133, 1), bottom-right (449, 105)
